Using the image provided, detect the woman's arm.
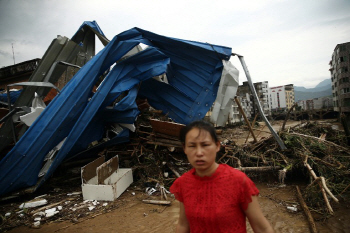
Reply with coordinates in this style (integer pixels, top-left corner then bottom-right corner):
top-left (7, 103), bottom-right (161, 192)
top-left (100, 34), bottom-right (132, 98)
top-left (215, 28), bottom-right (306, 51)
top-left (245, 195), bottom-right (275, 233)
top-left (176, 202), bottom-right (190, 233)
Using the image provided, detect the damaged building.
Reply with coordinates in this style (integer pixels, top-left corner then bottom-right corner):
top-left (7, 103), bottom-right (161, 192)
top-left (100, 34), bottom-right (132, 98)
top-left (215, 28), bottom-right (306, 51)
top-left (0, 21), bottom-right (241, 197)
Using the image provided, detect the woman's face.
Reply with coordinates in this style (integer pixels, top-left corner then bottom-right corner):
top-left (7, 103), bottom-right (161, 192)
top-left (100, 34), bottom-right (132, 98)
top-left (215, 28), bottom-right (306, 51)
top-left (183, 127), bottom-right (220, 176)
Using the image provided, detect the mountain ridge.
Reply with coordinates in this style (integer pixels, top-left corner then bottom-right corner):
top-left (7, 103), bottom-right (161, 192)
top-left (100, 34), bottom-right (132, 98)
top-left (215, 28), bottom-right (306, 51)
top-left (294, 79), bottom-right (332, 101)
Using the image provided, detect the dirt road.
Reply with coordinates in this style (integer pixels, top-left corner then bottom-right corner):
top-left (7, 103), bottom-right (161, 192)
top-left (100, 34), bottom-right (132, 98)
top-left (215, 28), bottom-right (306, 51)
top-left (7, 182), bottom-right (350, 233)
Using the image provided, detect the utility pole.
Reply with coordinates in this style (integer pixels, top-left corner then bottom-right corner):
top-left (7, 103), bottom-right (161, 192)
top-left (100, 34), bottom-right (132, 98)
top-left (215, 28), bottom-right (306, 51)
top-left (12, 43), bottom-right (15, 64)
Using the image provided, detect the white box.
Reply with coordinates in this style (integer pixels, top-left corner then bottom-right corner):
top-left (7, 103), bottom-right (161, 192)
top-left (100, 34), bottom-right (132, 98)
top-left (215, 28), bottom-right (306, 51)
top-left (81, 155), bottom-right (133, 201)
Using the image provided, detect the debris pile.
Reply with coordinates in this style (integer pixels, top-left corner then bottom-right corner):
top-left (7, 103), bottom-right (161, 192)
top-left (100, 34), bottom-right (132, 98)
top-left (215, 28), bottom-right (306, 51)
top-left (218, 120), bottom-right (350, 217)
top-left (0, 117), bottom-right (349, 231)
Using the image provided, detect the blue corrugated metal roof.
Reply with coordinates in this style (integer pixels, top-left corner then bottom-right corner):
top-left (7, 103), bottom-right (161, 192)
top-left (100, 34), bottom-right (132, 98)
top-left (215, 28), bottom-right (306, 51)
top-left (0, 22), bottom-right (232, 196)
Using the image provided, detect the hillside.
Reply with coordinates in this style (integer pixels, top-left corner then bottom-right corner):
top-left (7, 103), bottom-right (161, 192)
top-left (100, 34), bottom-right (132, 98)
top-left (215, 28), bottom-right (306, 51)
top-left (294, 79), bottom-right (332, 101)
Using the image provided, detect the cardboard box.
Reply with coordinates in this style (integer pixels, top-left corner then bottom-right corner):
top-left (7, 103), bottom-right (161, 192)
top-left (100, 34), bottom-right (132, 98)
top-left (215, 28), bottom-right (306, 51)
top-left (81, 155), bottom-right (133, 201)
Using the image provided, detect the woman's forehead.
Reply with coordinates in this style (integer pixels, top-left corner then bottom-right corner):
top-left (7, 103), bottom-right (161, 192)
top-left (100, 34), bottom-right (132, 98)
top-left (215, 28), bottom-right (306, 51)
top-left (186, 128), bottom-right (212, 141)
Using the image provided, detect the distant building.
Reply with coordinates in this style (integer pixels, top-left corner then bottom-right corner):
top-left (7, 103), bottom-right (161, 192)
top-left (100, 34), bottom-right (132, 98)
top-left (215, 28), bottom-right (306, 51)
top-left (329, 42), bottom-right (350, 113)
top-left (269, 84), bottom-right (295, 111)
top-left (236, 81), bottom-right (271, 118)
top-left (297, 96), bottom-right (333, 110)
top-left (0, 59), bottom-right (41, 90)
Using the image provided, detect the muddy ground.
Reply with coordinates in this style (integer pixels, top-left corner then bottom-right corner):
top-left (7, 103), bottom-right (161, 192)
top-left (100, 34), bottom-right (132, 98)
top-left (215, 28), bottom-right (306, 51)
top-left (1, 120), bottom-right (350, 233)
top-left (5, 182), bottom-right (350, 233)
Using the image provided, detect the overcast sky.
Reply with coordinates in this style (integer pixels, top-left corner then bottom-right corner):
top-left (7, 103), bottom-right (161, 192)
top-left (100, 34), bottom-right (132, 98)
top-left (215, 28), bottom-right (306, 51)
top-left (0, 0), bottom-right (349, 88)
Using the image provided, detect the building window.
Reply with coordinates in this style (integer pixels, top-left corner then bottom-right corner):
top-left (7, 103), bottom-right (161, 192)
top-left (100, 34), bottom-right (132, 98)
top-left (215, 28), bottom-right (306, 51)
top-left (340, 56), bottom-right (348, 62)
top-left (344, 98), bottom-right (350, 107)
top-left (341, 67), bottom-right (348, 73)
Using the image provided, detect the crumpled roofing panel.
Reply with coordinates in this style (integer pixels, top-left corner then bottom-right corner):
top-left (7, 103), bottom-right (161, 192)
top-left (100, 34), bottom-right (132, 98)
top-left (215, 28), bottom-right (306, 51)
top-left (0, 90), bottom-right (22, 104)
top-left (0, 22), bottom-right (232, 196)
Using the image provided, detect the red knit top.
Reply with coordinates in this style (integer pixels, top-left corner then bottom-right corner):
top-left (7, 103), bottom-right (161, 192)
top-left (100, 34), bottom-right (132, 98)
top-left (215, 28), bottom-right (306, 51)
top-left (170, 164), bottom-right (259, 233)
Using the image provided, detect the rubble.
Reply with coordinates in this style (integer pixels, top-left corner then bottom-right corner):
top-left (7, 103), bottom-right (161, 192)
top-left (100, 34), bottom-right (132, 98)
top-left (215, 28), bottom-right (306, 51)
top-left (0, 21), bottom-right (240, 197)
top-left (19, 199), bottom-right (47, 209)
top-left (0, 20), bottom-right (349, 233)
top-left (0, 118), bottom-right (349, 231)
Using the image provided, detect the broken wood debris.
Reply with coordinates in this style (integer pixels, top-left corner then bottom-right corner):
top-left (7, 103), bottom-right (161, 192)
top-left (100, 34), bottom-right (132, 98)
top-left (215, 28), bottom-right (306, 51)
top-left (1, 117), bottom-right (349, 231)
top-left (296, 185), bottom-right (318, 233)
top-left (142, 200), bottom-right (171, 205)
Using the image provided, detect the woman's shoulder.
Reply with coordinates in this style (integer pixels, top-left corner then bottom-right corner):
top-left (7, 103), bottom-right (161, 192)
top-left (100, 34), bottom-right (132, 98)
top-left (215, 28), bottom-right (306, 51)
top-left (174, 168), bottom-right (196, 183)
top-left (220, 164), bottom-right (247, 177)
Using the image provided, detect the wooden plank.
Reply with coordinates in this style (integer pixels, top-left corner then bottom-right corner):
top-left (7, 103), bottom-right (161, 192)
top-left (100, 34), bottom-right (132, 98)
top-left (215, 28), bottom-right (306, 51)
top-left (150, 119), bottom-right (185, 137)
top-left (142, 200), bottom-right (171, 205)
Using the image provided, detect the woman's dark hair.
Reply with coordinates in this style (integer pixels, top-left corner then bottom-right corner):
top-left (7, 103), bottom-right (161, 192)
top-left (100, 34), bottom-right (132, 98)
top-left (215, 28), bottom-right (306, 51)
top-left (179, 120), bottom-right (218, 144)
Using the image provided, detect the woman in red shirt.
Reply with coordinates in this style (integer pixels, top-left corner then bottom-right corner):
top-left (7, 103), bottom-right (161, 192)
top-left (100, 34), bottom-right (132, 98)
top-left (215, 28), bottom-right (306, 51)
top-left (170, 120), bottom-right (275, 233)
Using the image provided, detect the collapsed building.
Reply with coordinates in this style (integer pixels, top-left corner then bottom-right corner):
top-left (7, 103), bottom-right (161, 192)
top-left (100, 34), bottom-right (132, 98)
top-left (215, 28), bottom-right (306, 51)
top-left (0, 21), bottom-right (243, 197)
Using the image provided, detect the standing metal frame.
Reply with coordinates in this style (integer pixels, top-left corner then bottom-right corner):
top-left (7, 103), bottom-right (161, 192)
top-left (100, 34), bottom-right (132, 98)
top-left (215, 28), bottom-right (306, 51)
top-left (232, 53), bottom-right (287, 150)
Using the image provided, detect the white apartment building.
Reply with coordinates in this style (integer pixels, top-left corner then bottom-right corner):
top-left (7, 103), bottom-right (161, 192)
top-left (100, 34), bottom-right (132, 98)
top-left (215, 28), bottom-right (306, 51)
top-left (269, 84), bottom-right (295, 111)
top-left (237, 81), bottom-right (271, 118)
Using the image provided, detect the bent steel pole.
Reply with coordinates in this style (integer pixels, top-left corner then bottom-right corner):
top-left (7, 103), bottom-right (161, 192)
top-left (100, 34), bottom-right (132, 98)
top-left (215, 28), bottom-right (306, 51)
top-left (232, 53), bottom-right (287, 150)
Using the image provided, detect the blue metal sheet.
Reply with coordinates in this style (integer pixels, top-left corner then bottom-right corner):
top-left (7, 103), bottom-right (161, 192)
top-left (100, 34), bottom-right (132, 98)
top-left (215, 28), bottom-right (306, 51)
top-left (37, 48), bottom-right (170, 187)
top-left (0, 24), bottom-right (232, 196)
top-left (71, 20), bottom-right (107, 43)
top-left (0, 90), bottom-right (22, 105)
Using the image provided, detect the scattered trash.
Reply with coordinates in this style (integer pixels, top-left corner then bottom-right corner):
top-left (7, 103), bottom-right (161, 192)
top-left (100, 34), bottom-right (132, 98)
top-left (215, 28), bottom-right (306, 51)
top-left (88, 206), bottom-right (95, 211)
top-left (33, 212), bottom-right (45, 217)
top-left (131, 192), bottom-right (135, 196)
top-left (45, 208), bottom-right (59, 218)
top-left (146, 187), bottom-right (157, 195)
top-left (67, 192), bottom-right (82, 196)
top-left (57, 206), bottom-right (62, 211)
top-left (34, 217), bottom-right (41, 221)
top-left (32, 221), bottom-right (40, 228)
top-left (34, 194), bottom-right (47, 199)
top-left (5, 213), bottom-right (11, 217)
top-left (81, 155), bottom-right (133, 201)
top-left (287, 205), bottom-right (298, 212)
top-left (19, 199), bottom-right (48, 209)
top-left (103, 203), bottom-right (108, 207)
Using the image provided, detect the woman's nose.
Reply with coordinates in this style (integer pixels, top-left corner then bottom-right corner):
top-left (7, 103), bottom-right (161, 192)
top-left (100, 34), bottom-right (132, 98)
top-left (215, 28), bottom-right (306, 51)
top-left (195, 146), bottom-right (204, 156)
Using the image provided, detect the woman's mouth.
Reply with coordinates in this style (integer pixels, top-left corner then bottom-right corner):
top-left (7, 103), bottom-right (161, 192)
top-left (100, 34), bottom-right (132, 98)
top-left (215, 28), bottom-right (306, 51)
top-left (195, 160), bottom-right (205, 165)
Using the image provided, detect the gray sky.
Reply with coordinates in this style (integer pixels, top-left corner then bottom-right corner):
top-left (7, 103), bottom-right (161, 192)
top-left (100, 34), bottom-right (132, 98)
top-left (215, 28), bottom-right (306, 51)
top-left (0, 0), bottom-right (349, 88)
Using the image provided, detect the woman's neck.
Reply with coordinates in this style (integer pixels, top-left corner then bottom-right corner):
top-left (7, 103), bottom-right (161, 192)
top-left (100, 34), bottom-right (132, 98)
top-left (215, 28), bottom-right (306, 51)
top-left (195, 163), bottom-right (219, 177)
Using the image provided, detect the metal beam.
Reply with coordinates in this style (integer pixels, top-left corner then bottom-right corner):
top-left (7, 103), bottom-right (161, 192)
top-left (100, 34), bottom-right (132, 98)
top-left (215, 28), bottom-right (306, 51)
top-left (232, 53), bottom-right (287, 150)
